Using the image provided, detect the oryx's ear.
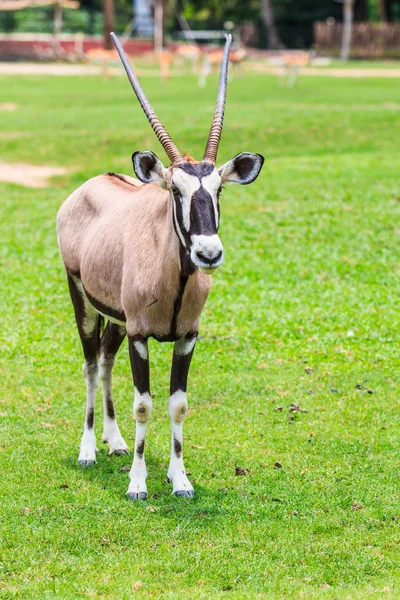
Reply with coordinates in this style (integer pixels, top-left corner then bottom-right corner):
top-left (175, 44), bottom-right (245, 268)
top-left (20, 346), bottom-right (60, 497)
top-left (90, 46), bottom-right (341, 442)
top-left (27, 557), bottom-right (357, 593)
top-left (132, 151), bottom-right (168, 187)
top-left (218, 152), bottom-right (264, 185)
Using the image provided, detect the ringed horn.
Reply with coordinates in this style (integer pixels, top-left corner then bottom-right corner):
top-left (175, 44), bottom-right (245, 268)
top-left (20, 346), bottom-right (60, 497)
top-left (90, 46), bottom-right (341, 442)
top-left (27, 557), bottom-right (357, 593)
top-left (111, 31), bottom-right (183, 165)
top-left (111, 31), bottom-right (232, 166)
top-left (203, 33), bottom-right (232, 164)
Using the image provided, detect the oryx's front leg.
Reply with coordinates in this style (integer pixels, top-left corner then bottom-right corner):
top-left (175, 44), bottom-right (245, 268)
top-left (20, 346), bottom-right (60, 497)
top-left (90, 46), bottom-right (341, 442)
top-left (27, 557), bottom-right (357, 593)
top-left (127, 335), bottom-right (152, 501)
top-left (168, 333), bottom-right (197, 497)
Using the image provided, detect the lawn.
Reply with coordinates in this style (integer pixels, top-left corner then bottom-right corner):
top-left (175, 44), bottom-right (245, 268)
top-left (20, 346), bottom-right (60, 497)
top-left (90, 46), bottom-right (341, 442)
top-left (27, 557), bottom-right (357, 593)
top-left (1, 70), bottom-right (400, 599)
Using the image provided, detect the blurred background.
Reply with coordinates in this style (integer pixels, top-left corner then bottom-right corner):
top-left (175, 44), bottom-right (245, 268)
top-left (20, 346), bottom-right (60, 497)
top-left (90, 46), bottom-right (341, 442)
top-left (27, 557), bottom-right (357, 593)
top-left (1, 0), bottom-right (400, 72)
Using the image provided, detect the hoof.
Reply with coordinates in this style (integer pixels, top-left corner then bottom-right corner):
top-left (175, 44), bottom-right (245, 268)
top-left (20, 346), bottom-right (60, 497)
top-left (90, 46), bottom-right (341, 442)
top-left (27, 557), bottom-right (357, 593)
top-left (113, 449), bottom-right (130, 456)
top-left (78, 459), bottom-right (95, 468)
top-left (174, 489), bottom-right (194, 498)
top-left (127, 492), bottom-right (148, 501)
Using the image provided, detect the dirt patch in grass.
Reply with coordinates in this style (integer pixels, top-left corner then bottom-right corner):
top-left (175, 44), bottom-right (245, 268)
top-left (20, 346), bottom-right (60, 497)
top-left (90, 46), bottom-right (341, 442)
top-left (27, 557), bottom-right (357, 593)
top-left (0, 132), bottom-right (27, 140)
top-left (0, 103), bottom-right (18, 111)
top-left (0, 162), bottom-right (69, 188)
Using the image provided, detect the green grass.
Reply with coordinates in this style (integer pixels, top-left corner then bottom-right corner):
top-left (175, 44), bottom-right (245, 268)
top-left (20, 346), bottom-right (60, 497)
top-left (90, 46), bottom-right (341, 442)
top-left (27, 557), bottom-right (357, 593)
top-left (1, 72), bottom-right (400, 599)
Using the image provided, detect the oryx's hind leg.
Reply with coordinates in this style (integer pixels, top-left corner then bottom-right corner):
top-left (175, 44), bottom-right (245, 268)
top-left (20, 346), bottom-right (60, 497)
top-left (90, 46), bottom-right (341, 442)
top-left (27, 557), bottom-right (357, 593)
top-left (67, 274), bottom-right (102, 467)
top-left (167, 334), bottom-right (197, 498)
top-left (99, 322), bottom-right (129, 456)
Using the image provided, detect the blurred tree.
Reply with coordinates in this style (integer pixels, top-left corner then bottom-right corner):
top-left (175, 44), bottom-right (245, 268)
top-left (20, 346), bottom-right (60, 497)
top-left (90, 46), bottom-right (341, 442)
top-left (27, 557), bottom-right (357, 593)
top-left (378, 0), bottom-right (388, 20)
top-left (103, 0), bottom-right (114, 47)
top-left (260, 0), bottom-right (284, 48)
top-left (339, 0), bottom-right (354, 60)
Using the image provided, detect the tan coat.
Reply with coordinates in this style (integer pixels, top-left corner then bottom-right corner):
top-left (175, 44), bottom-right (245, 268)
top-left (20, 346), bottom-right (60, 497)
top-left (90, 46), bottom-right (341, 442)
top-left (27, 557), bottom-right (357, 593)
top-left (57, 173), bottom-right (212, 339)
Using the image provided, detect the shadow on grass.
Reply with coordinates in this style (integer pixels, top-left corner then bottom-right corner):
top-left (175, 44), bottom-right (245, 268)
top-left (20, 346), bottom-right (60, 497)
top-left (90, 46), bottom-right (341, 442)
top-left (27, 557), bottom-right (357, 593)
top-left (61, 446), bottom-right (283, 528)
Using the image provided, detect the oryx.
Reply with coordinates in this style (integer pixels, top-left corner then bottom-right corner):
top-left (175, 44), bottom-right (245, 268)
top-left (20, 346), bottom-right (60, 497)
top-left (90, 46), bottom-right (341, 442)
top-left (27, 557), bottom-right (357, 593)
top-left (57, 32), bottom-right (264, 499)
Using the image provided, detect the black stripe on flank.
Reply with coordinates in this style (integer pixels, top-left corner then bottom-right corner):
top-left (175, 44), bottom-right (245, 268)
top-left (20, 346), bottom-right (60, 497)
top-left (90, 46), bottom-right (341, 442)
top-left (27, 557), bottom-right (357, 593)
top-left (83, 286), bottom-right (126, 324)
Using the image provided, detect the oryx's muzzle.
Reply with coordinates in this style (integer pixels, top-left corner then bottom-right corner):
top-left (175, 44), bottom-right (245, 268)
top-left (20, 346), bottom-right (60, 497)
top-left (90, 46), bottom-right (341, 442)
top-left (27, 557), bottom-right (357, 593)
top-left (190, 234), bottom-right (224, 273)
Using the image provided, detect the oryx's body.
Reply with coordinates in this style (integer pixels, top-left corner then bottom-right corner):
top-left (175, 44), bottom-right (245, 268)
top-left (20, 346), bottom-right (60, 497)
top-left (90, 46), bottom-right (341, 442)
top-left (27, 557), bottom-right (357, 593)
top-left (57, 32), bottom-right (264, 500)
top-left (58, 172), bottom-right (211, 340)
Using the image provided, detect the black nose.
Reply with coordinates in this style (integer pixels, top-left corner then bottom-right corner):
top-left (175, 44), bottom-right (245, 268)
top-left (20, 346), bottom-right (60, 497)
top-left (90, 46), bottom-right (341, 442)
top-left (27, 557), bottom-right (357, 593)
top-left (195, 250), bottom-right (223, 266)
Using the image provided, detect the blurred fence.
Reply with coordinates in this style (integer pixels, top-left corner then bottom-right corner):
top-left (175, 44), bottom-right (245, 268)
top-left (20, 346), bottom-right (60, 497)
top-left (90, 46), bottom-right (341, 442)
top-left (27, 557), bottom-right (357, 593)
top-left (315, 21), bottom-right (400, 58)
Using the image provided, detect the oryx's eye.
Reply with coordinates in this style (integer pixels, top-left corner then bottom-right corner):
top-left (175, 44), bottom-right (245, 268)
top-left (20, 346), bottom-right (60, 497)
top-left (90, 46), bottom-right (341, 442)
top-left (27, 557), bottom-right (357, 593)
top-left (171, 185), bottom-right (180, 196)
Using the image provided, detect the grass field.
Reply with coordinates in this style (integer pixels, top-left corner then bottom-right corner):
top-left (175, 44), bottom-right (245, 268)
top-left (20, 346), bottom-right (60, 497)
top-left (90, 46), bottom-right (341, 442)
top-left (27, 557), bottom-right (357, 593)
top-left (1, 71), bottom-right (400, 599)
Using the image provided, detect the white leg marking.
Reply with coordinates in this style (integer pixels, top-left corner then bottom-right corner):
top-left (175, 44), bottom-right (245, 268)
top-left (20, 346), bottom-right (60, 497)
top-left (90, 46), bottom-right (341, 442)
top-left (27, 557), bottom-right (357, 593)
top-left (127, 388), bottom-right (152, 499)
top-left (133, 340), bottom-right (148, 361)
top-left (78, 361), bottom-right (98, 466)
top-left (99, 355), bottom-right (129, 455)
top-left (167, 390), bottom-right (194, 497)
top-left (175, 336), bottom-right (196, 357)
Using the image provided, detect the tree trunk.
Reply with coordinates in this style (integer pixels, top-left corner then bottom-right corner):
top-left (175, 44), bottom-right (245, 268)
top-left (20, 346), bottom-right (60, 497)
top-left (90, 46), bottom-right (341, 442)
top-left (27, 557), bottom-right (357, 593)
top-left (260, 0), bottom-right (284, 49)
top-left (378, 0), bottom-right (388, 22)
top-left (103, 0), bottom-right (114, 50)
top-left (340, 0), bottom-right (353, 61)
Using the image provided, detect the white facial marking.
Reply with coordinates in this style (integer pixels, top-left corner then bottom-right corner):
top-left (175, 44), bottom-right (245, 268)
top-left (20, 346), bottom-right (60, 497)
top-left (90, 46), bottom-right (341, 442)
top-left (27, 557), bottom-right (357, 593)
top-left (172, 198), bottom-right (186, 248)
top-left (134, 340), bottom-right (148, 361)
top-left (190, 234), bottom-right (224, 272)
top-left (201, 170), bottom-right (221, 228)
top-left (172, 169), bottom-right (200, 231)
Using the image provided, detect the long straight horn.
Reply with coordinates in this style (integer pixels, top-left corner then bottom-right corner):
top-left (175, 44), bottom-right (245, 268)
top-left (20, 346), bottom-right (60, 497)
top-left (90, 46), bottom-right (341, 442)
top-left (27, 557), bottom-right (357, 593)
top-left (111, 32), bottom-right (183, 165)
top-left (202, 33), bottom-right (232, 164)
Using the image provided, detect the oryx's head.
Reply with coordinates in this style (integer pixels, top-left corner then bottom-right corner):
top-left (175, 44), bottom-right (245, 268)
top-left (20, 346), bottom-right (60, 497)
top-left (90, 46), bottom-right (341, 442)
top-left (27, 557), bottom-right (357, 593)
top-left (111, 33), bottom-right (264, 274)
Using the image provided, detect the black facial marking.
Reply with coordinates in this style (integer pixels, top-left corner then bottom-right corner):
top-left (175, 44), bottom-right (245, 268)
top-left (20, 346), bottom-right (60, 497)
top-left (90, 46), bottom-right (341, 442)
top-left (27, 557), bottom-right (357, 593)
top-left (172, 187), bottom-right (191, 249)
top-left (136, 440), bottom-right (145, 459)
top-left (177, 162), bottom-right (215, 178)
top-left (170, 333), bottom-right (197, 395)
top-left (128, 335), bottom-right (150, 395)
top-left (87, 408), bottom-right (94, 429)
top-left (190, 187), bottom-right (218, 236)
top-left (174, 435), bottom-right (182, 458)
top-left (83, 286), bottom-right (126, 324)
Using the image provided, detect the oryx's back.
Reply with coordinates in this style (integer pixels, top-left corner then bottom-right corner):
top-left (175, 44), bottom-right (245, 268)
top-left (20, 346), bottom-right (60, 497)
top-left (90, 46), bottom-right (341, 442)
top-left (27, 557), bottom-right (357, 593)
top-left (57, 172), bottom-right (165, 277)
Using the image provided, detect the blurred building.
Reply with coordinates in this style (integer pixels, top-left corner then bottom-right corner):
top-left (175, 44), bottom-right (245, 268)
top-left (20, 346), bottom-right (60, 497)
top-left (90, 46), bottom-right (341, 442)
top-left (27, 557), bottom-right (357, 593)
top-left (134, 0), bottom-right (153, 37)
